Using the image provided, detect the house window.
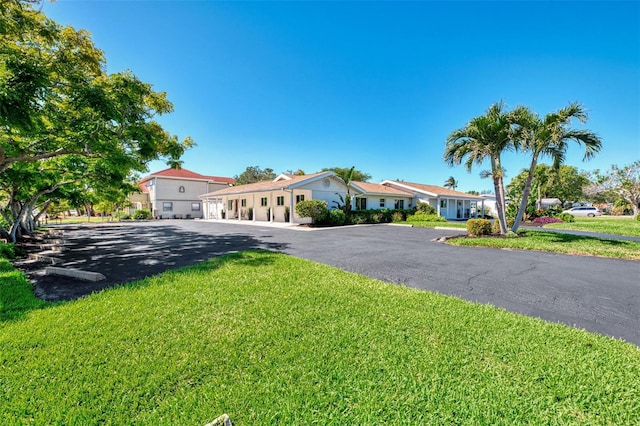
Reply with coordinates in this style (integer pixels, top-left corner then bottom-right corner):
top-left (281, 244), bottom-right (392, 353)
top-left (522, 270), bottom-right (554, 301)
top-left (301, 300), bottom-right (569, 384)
top-left (241, 199), bottom-right (246, 207)
top-left (355, 197), bottom-right (367, 210)
top-left (379, 198), bottom-right (385, 208)
top-left (296, 194), bottom-right (305, 203)
top-left (261, 197), bottom-right (268, 207)
top-left (228, 200), bottom-right (233, 210)
top-left (440, 199), bottom-right (447, 208)
top-left (163, 202), bottom-right (173, 212)
top-left (179, 186), bottom-right (185, 193)
top-left (394, 200), bottom-right (404, 209)
top-left (191, 203), bottom-right (200, 211)
top-left (277, 196), bottom-right (284, 206)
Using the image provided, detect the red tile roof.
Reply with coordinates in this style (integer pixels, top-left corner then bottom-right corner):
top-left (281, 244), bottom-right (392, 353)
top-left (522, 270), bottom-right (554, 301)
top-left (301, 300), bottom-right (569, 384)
top-left (140, 167), bottom-right (235, 184)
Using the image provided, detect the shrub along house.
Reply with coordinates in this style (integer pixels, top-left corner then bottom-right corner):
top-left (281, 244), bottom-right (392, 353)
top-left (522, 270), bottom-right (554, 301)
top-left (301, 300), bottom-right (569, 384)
top-left (130, 168), bottom-right (234, 219)
top-left (199, 171), bottom-right (355, 224)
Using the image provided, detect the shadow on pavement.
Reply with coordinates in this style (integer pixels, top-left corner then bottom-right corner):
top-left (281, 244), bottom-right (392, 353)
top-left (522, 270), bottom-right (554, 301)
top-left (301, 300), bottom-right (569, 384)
top-left (17, 223), bottom-right (289, 302)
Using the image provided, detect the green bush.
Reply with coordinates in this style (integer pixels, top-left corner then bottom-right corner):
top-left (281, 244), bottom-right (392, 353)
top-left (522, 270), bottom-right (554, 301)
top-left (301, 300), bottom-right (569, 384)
top-left (406, 212), bottom-right (446, 222)
top-left (556, 213), bottom-right (575, 222)
top-left (133, 209), bottom-right (151, 220)
top-left (295, 200), bottom-right (328, 224)
top-left (416, 202), bottom-right (436, 215)
top-left (0, 242), bottom-right (15, 259)
top-left (325, 209), bottom-right (346, 226)
top-left (467, 219), bottom-right (492, 236)
top-left (348, 209), bottom-right (392, 224)
top-left (392, 211), bottom-right (405, 222)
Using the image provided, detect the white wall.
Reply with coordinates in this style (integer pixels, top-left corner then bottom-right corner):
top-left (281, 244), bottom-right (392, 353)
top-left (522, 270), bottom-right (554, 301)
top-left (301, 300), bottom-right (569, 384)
top-left (152, 178), bottom-right (210, 219)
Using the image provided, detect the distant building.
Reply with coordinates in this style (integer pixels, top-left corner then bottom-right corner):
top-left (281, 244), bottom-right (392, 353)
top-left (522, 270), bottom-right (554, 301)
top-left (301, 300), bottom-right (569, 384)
top-left (129, 168), bottom-right (234, 219)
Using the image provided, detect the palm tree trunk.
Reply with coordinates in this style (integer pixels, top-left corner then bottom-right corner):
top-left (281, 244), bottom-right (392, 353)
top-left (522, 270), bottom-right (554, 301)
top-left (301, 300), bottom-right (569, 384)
top-left (512, 154), bottom-right (539, 232)
top-left (491, 156), bottom-right (508, 234)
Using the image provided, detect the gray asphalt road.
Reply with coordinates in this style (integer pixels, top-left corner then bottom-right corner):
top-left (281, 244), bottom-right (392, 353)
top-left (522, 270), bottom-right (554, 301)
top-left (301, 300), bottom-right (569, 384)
top-left (24, 220), bottom-right (640, 346)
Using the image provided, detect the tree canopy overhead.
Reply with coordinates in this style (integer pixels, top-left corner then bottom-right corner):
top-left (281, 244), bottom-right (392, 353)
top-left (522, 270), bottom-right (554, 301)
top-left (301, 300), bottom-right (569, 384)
top-left (0, 0), bottom-right (194, 241)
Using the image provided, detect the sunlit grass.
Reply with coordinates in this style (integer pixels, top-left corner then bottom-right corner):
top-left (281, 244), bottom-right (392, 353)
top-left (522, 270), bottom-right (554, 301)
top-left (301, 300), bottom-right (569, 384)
top-left (543, 216), bottom-right (640, 237)
top-left (1, 251), bottom-right (638, 424)
top-left (408, 221), bottom-right (468, 229)
top-left (446, 230), bottom-right (640, 260)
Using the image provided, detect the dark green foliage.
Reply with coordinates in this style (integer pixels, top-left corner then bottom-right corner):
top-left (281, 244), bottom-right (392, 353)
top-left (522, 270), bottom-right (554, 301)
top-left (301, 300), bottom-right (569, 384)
top-left (234, 166), bottom-right (276, 185)
top-left (348, 209), bottom-right (394, 224)
top-left (321, 167), bottom-right (371, 182)
top-left (295, 200), bottom-right (328, 224)
top-left (325, 209), bottom-right (346, 226)
top-left (556, 213), bottom-right (575, 223)
top-left (133, 209), bottom-right (151, 220)
top-left (467, 219), bottom-right (492, 236)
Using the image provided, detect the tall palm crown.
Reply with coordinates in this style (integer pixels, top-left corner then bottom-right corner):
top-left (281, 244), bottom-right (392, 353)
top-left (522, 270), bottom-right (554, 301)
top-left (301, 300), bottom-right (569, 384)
top-left (444, 101), bottom-right (518, 234)
top-left (510, 103), bottom-right (601, 231)
top-left (444, 176), bottom-right (458, 190)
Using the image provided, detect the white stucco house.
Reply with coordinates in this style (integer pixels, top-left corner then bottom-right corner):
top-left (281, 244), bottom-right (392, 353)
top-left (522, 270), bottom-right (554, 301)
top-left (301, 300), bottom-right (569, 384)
top-left (350, 181), bottom-right (415, 210)
top-left (129, 168), bottom-right (235, 219)
top-left (200, 173), bottom-right (484, 223)
top-left (380, 181), bottom-right (484, 220)
top-left (199, 171), bottom-right (353, 224)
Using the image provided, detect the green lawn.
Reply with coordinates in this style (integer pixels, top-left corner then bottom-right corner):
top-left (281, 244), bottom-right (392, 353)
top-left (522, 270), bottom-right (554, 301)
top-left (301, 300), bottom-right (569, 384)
top-left (1, 251), bottom-right (638, 425)
top-left (543, 216), bottom-right (640, 237)
top-left (405, 220), bottom-right (468, 229)
top-left (446, 230), bottom-right (640, 260)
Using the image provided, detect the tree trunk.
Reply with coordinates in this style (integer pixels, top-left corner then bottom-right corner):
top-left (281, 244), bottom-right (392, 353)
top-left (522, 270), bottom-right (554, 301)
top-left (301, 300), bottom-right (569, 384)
top-left (491, 156), bottom-right (508, 234)
top-left (512, 155), bottom-right (538, 232)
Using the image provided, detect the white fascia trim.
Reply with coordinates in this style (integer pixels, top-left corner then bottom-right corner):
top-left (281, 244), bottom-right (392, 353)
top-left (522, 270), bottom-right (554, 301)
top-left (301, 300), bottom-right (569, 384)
top-left (381, 180), bottom-right (438, 197)
top-left (287, 171), bottom-right (336, 190)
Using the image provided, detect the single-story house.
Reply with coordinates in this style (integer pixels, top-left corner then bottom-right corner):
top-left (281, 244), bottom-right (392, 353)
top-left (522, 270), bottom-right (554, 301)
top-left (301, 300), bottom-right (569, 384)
top-left (129, 168), bottom-right (234, 219)
top-left (200, 173), bottom-right (485, 223)
top-left (380, 181), bottom-right (484, 220)
top-left (350, 181), bottom-right (415, 210)
top-left (199, 171), bottom-right (353, 224)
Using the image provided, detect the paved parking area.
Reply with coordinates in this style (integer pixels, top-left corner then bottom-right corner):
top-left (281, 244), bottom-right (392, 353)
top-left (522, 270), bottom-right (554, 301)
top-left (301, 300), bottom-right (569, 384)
top-left (20, 220), bottom-right (640, 346)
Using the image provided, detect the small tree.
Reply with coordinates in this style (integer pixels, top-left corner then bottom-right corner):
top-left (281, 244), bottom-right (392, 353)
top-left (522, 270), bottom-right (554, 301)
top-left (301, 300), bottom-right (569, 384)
top-left (295, 200), bottom-right (328, 224)
top-left (586, 161), bottom-right (640, 218)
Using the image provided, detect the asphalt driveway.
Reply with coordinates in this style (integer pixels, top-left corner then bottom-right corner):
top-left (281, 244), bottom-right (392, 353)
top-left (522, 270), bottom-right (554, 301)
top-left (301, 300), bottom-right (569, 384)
top-left (19, 220), bottom-right (640, 346)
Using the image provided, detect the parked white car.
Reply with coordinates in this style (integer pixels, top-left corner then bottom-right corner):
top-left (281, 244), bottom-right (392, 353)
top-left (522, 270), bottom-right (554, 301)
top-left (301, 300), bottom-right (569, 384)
top-left (562, 206), bottom-right (602, 217)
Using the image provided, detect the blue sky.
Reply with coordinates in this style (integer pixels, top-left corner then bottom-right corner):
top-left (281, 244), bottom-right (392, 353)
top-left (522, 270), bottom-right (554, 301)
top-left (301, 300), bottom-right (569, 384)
top-left (44, 1), bottom-right (639, 192)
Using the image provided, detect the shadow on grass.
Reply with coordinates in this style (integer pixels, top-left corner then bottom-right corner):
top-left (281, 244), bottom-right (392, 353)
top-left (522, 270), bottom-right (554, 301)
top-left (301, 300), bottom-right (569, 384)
top-left (2, 250), bottom-right (279, 323)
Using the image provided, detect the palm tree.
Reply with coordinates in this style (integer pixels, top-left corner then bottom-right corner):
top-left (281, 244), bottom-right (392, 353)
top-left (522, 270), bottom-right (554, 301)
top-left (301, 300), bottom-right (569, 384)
top-left (510, 103), bottom-right (601, 231)
top-left (443, 176), bottom-right (458, 190)
top-left (334, 166), bottom-right (356, 214)
top-left (444, 102), bottom-right (518, 234)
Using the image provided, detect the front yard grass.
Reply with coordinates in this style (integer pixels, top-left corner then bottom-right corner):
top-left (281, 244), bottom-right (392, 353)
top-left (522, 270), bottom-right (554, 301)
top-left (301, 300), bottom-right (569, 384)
top-left (1, 251), bottom-right (638, 424)
top-left (406, 220), bottom-right (468, 229)
top-left (543, 216), bottom-right (640, 237)
top-left (445, 230), bottom-right (640, 260)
